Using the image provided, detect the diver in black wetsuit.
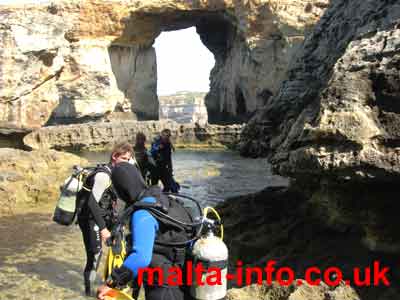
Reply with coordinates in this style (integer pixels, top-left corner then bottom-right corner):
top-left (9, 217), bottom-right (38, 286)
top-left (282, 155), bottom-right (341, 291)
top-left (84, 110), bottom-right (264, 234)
top-left (77, 142), bottom-right (134, 296)
top-left (150, 129), bottom-right (180, 193)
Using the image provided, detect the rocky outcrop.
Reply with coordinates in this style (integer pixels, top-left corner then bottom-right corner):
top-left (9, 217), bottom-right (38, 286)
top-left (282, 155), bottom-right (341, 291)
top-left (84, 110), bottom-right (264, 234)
top-left (0, 0), bottom-right (328, 129)
top-left (23, 120), bottom-right (243, 151)
top-left (0, 148), bottom-right (87, 214)
top-left (218, 186), bottom-right (400, 300)
top-left (0, 7), bottom-right (126, 128)
top-left (240, 0), bottom-right (400, 181)
top-left (109, 45), bottom-right (158, 120)
top-left (227, 281), bottom-right (360, 300)
top-left (159, 92), bottom-right (208, 125)
top-left (236, 0), bottom-right (400, 286)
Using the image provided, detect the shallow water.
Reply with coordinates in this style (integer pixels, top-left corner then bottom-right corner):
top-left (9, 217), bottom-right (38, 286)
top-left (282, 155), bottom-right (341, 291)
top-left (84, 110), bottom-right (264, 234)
top-left (0, 150), bottom-right (287, 299)
top-left (78, 149), bottom-right (288, 206)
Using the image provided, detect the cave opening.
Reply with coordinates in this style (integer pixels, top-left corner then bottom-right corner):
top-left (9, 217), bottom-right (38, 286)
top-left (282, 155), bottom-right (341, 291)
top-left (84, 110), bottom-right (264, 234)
top-left (108, 11), bottom-right (239, 124)
top-left (155, 27), bottom-right (214, 125)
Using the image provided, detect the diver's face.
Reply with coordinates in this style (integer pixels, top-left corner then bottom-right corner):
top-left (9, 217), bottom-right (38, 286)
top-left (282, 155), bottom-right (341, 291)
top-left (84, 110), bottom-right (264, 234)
top-left (112, 152), bottom-right (132, 165)
top-left (161, 133), bottom-right (170, 143)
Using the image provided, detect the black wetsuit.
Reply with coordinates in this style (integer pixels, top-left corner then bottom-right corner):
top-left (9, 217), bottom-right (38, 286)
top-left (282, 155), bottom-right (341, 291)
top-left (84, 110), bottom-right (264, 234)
top-left (77, 165), bottom-right (116, 296)
top-left (150, 137), bottom-right (178, 192)
top-left (133, 144), bottom-right (158, 185)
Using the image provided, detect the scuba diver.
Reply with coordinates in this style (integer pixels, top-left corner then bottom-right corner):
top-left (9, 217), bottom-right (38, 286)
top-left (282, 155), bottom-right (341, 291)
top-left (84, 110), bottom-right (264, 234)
top-left (77, 142), bottom-right (134, 296)
top-left (96, 162), bottom-right (193, 300)
top-left (150, 128), bottom-right (180, 193)
top-left (133, 132), bottom-right (157, 185)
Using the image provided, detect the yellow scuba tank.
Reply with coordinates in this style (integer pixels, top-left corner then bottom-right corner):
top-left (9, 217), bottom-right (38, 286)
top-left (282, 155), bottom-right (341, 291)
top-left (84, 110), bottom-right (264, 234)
top-left (190, 207), bottom-right (228, 300)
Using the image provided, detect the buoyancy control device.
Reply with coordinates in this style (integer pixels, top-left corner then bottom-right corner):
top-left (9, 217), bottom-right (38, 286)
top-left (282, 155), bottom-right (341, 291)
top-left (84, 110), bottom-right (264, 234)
top-left (106, 191), bottom-right (228, 300)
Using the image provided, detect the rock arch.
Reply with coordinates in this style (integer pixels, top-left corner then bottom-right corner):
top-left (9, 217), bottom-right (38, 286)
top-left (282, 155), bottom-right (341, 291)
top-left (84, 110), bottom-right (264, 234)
top-left (0, 0), bottom-right (328, 128)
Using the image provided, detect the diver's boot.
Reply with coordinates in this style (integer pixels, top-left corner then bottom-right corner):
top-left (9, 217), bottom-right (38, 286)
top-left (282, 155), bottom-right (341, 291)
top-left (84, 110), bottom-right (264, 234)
top-left (84, 271), bottom-right (95, 297)
top-left (84, 277), bottom-right (92, 296)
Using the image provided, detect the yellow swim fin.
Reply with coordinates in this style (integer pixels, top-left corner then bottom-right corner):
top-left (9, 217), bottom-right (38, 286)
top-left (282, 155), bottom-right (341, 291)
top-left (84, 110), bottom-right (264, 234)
top-left (103, 230), bottom-right (127, 280)
top-left (104, 288), bottom-right (134, 300)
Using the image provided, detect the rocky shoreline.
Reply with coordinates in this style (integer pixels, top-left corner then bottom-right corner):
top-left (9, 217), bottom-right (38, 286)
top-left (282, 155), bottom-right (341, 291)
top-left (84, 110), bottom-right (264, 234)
top-left (23, 120), bottom-right (243, 151)
top-left (217, 185), bottom-right (400, 300)
top-left (1, 0), bottom-right (400, 299)
top-left (0, 148), bottom-right (87, 214)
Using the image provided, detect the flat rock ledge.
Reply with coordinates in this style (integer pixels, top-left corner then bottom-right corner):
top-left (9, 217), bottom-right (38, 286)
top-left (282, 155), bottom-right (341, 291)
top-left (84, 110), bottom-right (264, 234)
top-left (23, 120), bottom-right (244, 151)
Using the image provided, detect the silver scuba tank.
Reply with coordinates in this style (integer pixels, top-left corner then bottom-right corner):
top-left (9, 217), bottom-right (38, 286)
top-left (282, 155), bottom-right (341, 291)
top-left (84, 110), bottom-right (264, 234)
top-left (53, 166), bottom-right (85, 226)
top-left (190, 227), bottom-right (228, 300)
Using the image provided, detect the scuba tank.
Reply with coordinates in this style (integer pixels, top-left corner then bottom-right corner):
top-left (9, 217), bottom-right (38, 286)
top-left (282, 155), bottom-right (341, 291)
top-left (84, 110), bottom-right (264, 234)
top-left (53, 165), bottom-right (86, 226)
top-left (190, 207), bottom-right (228, 300)
top-left (53, 163), bottom-right (114, 226)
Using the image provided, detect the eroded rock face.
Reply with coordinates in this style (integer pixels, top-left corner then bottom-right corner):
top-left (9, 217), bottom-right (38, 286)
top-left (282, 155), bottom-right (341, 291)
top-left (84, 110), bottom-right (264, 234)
top-left (23, 120), bottom-right (243, 151)
top-left (0, 148), bottom-right (87, 214)
top-left (239, 0), bottom-right (400, 251)
top-left (240, 0), bottom-right (400, 182)
top-left (205, 0), bottom-right (329, 123)
top-left (218, 186), bottom-right (400, 300)
top-left (109, 45), bottom-right (158, 120)
top-left (0, 0), bottom-right (328, 129)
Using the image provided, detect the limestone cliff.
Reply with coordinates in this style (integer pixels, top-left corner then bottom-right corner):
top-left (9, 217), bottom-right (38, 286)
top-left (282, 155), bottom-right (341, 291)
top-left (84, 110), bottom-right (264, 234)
top-left (0, 0), bottom-right (328, 129)
top-left (238, 0), bottom-right (400, 259)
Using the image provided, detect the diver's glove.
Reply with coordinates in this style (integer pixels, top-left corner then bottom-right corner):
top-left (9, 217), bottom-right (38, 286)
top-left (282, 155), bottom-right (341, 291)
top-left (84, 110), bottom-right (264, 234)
top-left (106, 265), bottom-right (134, 289)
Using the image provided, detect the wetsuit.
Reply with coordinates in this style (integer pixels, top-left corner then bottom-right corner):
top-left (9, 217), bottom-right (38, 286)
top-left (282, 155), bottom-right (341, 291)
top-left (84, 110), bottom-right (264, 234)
top-left (77, 167), bottom-right (115, 296)
top-left (150, 137), bottom-right (179, 193)
top-left (109, 162), bottom-right (187, 300)
top-left (134, 144), bottom-right (157, 185)
top-left (113, 197), bottom-right (186, 300)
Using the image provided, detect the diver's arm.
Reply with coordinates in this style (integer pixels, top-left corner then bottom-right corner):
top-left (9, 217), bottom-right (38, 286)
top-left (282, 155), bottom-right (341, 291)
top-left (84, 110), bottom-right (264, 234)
top-left (124, 209), bottom-right (158, 276)
top-left (87, 172), bottom-right (110, 230)
top-left (108, 209), bottom-right (158, 288)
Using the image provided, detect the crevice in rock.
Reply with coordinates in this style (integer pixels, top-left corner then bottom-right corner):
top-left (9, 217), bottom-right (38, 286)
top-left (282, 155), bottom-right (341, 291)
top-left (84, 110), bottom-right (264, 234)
top-left (2, 66), bottom-right (64, 104)
top-left (235, 86), bottom-right (247, 116)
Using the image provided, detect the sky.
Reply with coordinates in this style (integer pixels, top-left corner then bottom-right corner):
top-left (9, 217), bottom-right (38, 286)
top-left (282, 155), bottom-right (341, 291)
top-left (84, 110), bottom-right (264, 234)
top-left (0, 0), bottom-right (215, 95)
top-left (154, 27), bottom-right (215, 95)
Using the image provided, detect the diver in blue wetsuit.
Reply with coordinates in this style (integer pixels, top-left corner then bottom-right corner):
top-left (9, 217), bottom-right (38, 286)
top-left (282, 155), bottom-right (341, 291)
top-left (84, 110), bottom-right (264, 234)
top-left (97, 162), bottom-right (192, 300)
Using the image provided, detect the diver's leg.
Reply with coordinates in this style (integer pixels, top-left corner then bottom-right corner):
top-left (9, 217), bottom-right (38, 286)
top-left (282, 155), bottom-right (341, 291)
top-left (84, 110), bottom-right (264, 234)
top-left (160, 168), bottom-right (174, 192)
top-left (79, 218), bottom-right (102, 296)
top-left (150, 165), bottom-right (160, 186)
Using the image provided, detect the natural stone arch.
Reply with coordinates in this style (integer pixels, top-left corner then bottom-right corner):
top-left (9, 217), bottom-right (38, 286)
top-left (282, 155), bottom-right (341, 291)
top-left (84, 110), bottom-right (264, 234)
top-left (108, 10), bottom-right (236, 121)
top-left (0, 0), bottom-right (328, 129)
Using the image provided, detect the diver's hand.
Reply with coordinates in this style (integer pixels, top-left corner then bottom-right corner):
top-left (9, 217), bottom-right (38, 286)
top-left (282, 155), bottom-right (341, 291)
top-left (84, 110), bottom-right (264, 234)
top-left (100, 228), bottom-right (111, 243)
top-left (97, 284), bottom-right (112, 300)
